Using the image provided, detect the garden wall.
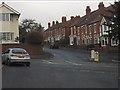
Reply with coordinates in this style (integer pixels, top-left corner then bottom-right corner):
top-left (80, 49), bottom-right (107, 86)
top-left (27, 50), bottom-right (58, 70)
top-left (2, 44), bottom-right (43, 58)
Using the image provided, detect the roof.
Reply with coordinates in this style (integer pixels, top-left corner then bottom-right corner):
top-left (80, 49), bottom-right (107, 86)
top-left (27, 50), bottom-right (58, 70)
top-left (75, 4), bottom-right (114, 27)
top-left (45, 2), bottom-right (115, 31)
top-left (46, 23), bottom-right (62, 31)
top-left (0, 2), bottom-right (20, 15)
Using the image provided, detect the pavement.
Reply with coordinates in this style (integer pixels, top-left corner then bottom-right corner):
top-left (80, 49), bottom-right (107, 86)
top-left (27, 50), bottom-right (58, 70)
top-left (59, 46), bottom-right (119, 64)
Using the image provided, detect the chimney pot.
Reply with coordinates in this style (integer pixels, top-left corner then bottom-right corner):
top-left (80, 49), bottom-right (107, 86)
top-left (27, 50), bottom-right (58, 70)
top-left (56, 21), bottom-right (59, 24)
top-left (48, 22), bottom-right (51, 28)
top-left (98, 2), bottom-right (104, 9)
top-left (76, 15), bottom-right (80, 18)
top-left (62, 16), bottom-right (66, 23)
top-left (71, 16), bottom-right (74, 20)
top-left (52, 21), bottom-right (55, 26)
top-left (86, 6), bottom-right (91, 16)
top-left (2, 2), bottom-right (5, 4)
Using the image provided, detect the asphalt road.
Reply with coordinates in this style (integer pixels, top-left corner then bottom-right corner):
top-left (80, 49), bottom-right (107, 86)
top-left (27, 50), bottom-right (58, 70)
top-left (2, 47), bottom-right (118, 88)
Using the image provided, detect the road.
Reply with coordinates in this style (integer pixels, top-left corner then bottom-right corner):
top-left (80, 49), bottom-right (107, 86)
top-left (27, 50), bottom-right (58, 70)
top-left (2, 47), bottom-right (118, 88)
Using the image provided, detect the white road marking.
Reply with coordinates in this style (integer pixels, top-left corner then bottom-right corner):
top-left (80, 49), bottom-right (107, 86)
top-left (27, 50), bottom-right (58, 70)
top-left (112, 59), bottom-right (120, 63)
top-left (42, 60), bottom-right (58, 64)
top-left (65, 60), bottom-right (82, 66)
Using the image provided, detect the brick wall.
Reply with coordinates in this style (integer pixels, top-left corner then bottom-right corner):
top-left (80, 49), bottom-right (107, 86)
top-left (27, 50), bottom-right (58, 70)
top-left (2, 44), bottom-right (43, 58)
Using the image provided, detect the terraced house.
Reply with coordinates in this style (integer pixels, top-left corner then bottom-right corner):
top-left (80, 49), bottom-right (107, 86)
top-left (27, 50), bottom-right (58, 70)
top-left (44, 2), bottom-right (119, 48)
top-left (44, 16), bottom-right (80, 45)
top-left (70, 2), bottom-right (119, 47)
top-left (0, 2), bottom-right (20, 44)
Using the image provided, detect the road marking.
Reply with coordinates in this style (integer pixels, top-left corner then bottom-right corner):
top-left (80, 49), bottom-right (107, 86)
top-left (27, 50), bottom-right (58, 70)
top-left (65, 60), bottom-right (82, 66)
top-left (112, 60), bottom-right (120, 63)
top-left (42, 60), bottom-right (58, 64)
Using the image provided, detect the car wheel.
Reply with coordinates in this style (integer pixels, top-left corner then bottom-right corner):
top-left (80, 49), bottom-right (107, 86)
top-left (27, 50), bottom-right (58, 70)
top-left (7, 59), bottom-right (11, 66)
top-left (26, 63), bottom-right (30, 67)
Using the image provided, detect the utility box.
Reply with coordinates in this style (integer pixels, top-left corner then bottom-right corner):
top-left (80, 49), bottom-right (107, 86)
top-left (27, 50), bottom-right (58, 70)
top-left (94, 51), bottom-right (99, 62)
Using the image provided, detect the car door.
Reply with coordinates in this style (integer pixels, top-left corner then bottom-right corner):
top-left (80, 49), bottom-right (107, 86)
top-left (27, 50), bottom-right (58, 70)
top-left (2, 49), bottom-right (10, 63)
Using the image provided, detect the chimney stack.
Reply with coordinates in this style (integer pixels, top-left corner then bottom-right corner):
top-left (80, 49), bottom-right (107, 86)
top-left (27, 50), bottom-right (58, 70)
top-left (52, 21), bottom-right (55, 26)
top-left (98, 2), bottom-right (105, 10)
top-left (48, 22), bottom-right (51, 28)
top-left (86, 6), bottom-right (91, 16)
top-left (62, 16), bottom-right (66, 23)
top-left (2, 2), bottom-right (5, 4)
top-left (56, 21), bottom-right (59, 24)
top-left (98, 2), bottom-right (105, 14)
top-left (76, 15), bottom-right (80, 19)
top-left (71, 16), bottom-right (74, 20)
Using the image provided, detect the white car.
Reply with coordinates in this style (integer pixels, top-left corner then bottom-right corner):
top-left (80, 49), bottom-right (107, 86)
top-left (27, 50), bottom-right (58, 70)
top-left (2, 48), bottom-right (30, 66)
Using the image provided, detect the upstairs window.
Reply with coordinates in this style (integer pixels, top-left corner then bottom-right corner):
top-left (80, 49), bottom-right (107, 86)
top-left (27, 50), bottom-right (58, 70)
top-left (77, 27), bottom-right (80, 35)
top-left (71, 27), bottom-right (73, 35)
top-left (94, 24), bottom-right (97, 33)
top-left (0, 13), bottom-right (13, 21)
top-left (89, 25), bottom-right (92, 34)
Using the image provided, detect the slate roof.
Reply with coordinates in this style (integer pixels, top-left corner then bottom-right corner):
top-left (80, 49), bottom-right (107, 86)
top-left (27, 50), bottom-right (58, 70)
top-left (75, 4), bottom-right (114, 27)
top-left (46, 2), bottom-right (115, 31)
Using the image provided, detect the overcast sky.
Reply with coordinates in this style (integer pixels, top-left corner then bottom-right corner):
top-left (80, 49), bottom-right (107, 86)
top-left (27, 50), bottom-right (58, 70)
top-left (1, 0), bottom-right (115, 29)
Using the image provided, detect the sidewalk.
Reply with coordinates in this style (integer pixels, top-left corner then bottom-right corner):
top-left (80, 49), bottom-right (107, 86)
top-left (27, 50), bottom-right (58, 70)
top-left (60, 46), bottom-right (119, 64)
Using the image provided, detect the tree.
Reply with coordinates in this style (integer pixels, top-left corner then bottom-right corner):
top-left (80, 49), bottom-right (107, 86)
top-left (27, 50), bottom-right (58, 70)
top-left (25, 31), bottom-right (43, 45)
top-left (103, 1), bottom-right (120, 45)
top-left (19, 19), bottom-right (44, 43)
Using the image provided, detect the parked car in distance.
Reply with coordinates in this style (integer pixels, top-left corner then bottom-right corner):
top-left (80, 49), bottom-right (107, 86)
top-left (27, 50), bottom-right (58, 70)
top-left (50, 42), bottom-right (59, 49)
top-left (2, 48), bottom-right (30, 66)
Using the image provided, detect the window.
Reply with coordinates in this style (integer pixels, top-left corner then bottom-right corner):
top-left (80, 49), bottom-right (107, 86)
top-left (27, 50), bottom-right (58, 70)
top-left (89, 25), bottom-right (92, 34)
top-left (104, 25), bottom-right (107, 32)
top-left (0, 13), bottom-right (13, 21)
top-left (85, 25), bottom-right (87, 34)
top-left (0, 13), bottom-right (2, 21)
top-left (6, 13), bottom-right (9, 21)
top-left (2, 13), bottom-right (6, 21)
top-left (105, 38), bottom-right (108, 45)
top-left (10, 14), bottom-right (13, 21)
top-left (102, 40), bottom-right (104, 46)
top-left (101, 37), bottom-right (108, 46)
top-left (81, 26), bottom-right (83, 35)
top-left (71, 27), bottom-right (73, 35)
top-left (4, 49), bottom-right (10, 54)
top-left (12, 49), bottom-right (27, 54)
top-left (94, 24), bottom-right (96, 33)
top-left (88, 37), bottom-right (92, 44)
top-left (82, 38), bottom-right (84, 44)
top-left (94, 38), bottom-right (98, 44)
top-left (1, 32), bottom-right (14, 41)
top-left (77, 27), bottom-right (80, 35)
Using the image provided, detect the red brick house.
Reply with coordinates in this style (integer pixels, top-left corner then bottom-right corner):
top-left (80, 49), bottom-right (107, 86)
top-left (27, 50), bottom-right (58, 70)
top-left (44, 16), bottom-right (80, 45)
top-left (69, 2), bottom-right (119, 48)
top-left (44, 2), bottom-right (119, 49)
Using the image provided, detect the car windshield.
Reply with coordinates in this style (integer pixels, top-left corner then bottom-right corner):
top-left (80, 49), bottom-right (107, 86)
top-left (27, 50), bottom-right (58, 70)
top-left (12, 49), bottom-right (28, 54)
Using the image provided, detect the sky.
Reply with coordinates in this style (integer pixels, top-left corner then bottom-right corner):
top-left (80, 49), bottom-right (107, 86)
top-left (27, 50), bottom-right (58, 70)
top-left (0, 0), bottom-right (116, 29)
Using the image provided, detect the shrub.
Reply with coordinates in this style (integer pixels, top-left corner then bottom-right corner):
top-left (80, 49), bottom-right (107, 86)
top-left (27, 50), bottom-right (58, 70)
top-left (25, 31), bottom-right (43, 45)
